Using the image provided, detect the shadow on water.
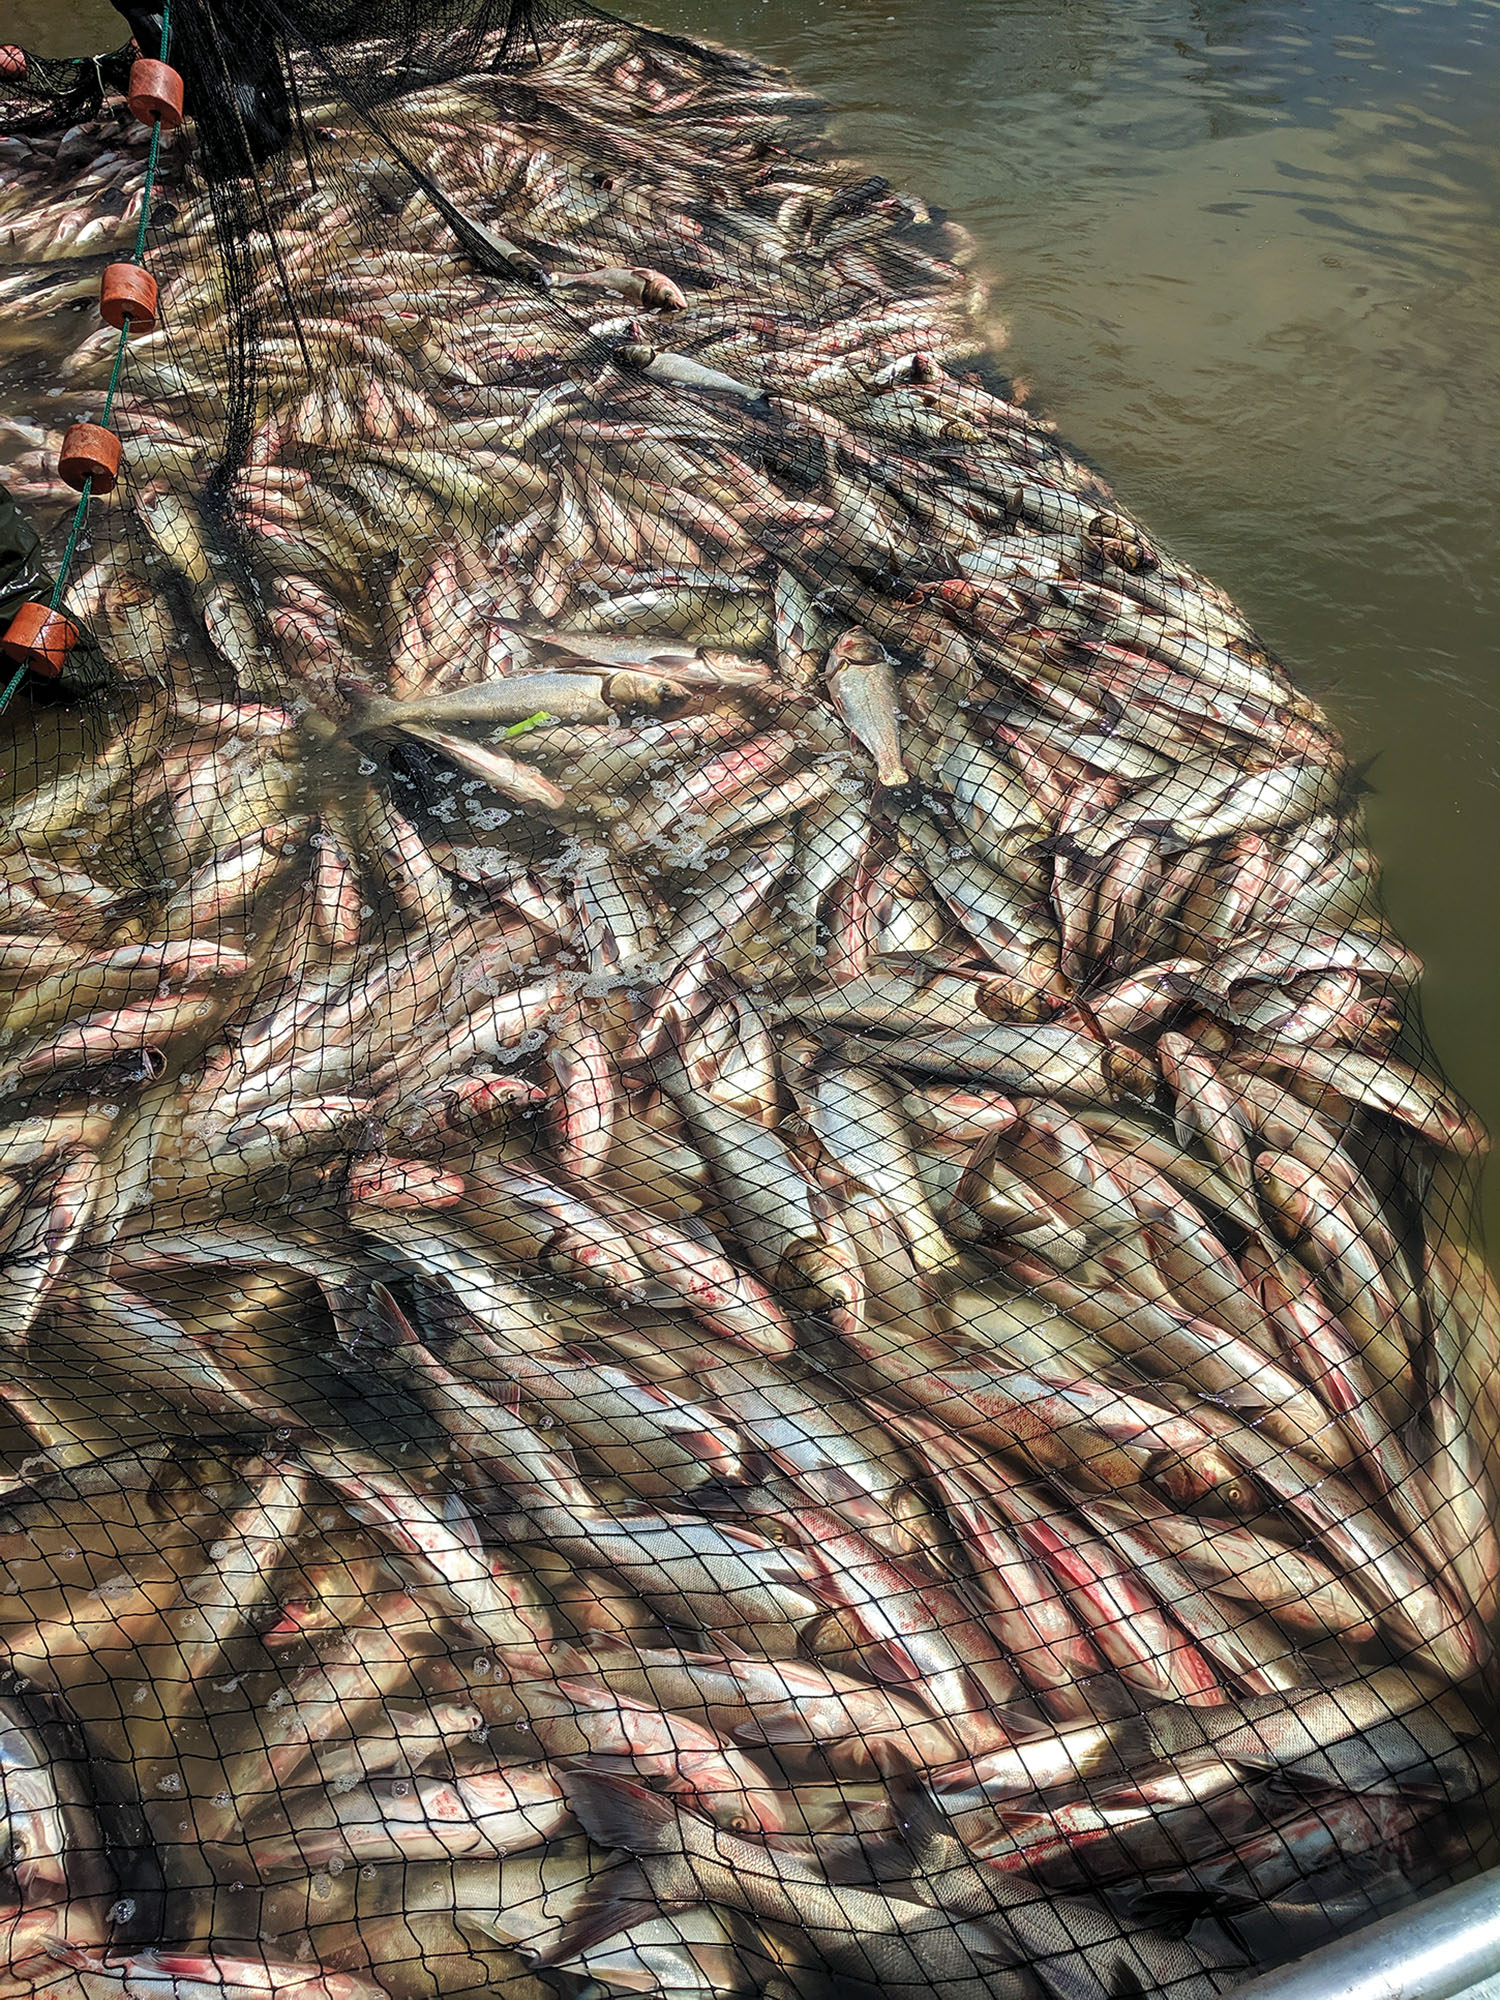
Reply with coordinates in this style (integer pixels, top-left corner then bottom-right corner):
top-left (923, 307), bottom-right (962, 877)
top-left (12, 0), bottom-right (1500, 1235)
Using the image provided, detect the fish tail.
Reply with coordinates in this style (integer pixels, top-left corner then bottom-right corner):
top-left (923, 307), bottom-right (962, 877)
top-left (561, 1766), bottom-right (687, 1857)
top-left (890, 1773), bottom-right (962, 1872)
top-left (523, 1858), bottom-right (659, 1970)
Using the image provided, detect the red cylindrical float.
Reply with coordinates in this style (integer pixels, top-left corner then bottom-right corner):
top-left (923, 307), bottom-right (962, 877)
top-left (100, 263), bottom-right (159, 334)
top-left (0, 47), bottom-right (25, 79)
top-left (58, 423), bottom-right (123, 496)
top-left (126, 57), bottom-right (184, 129)
top-left (1, 603), bottom-right (79, 678)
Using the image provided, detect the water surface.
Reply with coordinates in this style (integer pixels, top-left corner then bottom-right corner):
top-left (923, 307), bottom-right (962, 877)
top-left (16, 0), bottom-right (1500, 1233)
top-left (643, 0), bottom-right (1500, 1234)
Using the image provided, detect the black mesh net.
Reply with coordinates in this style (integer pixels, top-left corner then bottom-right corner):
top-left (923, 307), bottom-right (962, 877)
top-left (0, 6), bottom-right (1496, 1998)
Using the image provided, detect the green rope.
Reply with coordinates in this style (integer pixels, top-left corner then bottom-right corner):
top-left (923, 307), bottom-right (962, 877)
top-left (129, 114), bottom-right (164, 267)
top-left (0, 0), bottom-right (172, 717)
top-left (47, 476), bottom-right (95, 613)
top-left (99, 311), bottom-right (131, 426)
top-left (44, 307), bottom-right (129, 610)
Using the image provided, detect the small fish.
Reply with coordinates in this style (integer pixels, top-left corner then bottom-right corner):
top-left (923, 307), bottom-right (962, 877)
top-left (351, 674), bottom-right (616, 729)
top-left (391, 720), bottom-right (570, 810)
top-left (558, 265), bottom-right (688, 310)
top-left (614, 343), bottom-right (767, 403)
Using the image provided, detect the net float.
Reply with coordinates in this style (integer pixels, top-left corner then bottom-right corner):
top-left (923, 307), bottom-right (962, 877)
top-left (100, 263), bottom-right (159, 334)
top-left (58, 422), bottom-right (122, 495)
top-left (125, 57), bottom-right (184, 129)
top-left (0, 602), bottom-right (79, 678)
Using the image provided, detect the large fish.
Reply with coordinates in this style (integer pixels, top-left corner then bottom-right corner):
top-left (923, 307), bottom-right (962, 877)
top-left (0, 1697), bottom-right (118, 1984)
top-left (558, 1768), bottom-right (1040, 2000)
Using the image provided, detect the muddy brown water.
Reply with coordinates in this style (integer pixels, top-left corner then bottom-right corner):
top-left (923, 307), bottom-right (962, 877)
top-left (7, 0), bottom-right (1500, 1243)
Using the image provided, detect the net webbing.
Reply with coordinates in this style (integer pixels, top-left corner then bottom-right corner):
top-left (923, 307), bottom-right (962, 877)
top-left (0, 8), bottom-right (1495, 1999)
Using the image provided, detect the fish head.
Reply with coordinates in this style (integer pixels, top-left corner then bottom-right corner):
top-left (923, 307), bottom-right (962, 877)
top-left (631, 268), bottom-right (688, 313)
top-left (602, 671), bottom-right (694, 718)
top-left (434, 1702), bottom-right (487, 1742)
top-left (687, 1767), bottom-right (789, 1838)
top-left (1142, 1449), bottom-right (1265, 1520)
top-left (825, 627), bottom-right (886, 672)
top-left (1, 1703), bottom-right (114, 1921)
top-left (258, 1594), bottom-right (335, 1646)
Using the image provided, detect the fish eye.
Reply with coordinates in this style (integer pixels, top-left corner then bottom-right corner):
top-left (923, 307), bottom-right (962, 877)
top-left (1146, 1454), bottom-right (1262, 1519)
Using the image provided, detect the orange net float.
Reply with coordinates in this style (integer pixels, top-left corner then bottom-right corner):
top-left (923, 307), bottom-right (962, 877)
top-left (126, 58), bottom-right (184, 129)
top-left (100, 264), bottom-right (159, 334)
top-left (58, 423), bottom-right (123, 496)
top-left (0, 604), bottom-right (79, 679)
top-left (0, 48), bottom-right (25, 79)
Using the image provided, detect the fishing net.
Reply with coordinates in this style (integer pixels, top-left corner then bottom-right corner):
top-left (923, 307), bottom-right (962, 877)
top-left (0, 4), bottom-right (1496, 1996)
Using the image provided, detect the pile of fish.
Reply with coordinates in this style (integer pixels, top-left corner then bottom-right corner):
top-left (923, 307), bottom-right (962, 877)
top-left (1, 12), bottom-right (1498, 2000)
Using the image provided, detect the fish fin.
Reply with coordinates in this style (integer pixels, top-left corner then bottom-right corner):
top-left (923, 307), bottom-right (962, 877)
top-left (334, 673), bottom-right (382, 710)
top-left (367, 1280), bottom-right (422, 1347)
top-left (1034, 828), bottom-right (1100, 868)
top-left (758, 1548), bottom-right (820, 1589)
top-left (817, 1828), bottom-right (927, 1889)
top-left (43, 1942), bottom-right (97, 1970)
top-left (410, 1282), bottom-right (488, 1349)
top-left (1093, 1713), bottom-right (1162, 1775)
top-left (889, 1776), bottom-right (963, 1871)
top-left (671, 1212), bottom-right (725, 1247)
top-left (1125, 1885), bottom-right (1256, 1934)
top-left (523, 1859), bottom-right (658, 1968)
top-left (729, 1707), bottom-right (819, 1748)
top-left (561, 1766), bottom-right (686, 1856)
